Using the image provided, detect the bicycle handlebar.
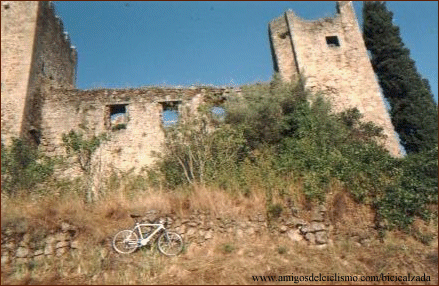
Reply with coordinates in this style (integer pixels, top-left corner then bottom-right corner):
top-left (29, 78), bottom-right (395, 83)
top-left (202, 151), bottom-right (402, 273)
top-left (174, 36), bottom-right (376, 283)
top-left (129, 213), bottom-right (167, 226)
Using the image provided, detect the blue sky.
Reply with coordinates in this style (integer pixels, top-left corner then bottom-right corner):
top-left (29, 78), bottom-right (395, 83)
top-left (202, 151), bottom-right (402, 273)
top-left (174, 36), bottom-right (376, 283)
top-left (54, 1), bottom-right (438, 102)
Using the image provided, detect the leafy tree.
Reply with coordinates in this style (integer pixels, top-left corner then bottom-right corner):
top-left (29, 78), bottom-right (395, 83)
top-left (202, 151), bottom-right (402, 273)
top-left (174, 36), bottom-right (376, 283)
top-left (225, 75), bottom-right (306, 150)
top-left (277, 97), bottom-right (395, 202)
top-left (154, 104), bottom-right (246, 188)
top-left (62, 130), bottom-right (107, 202)
top-left (362, 1), bottom-right (438, 153)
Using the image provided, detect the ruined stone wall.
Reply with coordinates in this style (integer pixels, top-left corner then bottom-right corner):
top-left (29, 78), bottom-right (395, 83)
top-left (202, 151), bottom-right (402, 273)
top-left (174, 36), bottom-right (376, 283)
top-left (40, 87), bottom-right (233, 174)
top-left (1, 1), bottom-right (39, 144)
top-left (22, 1), bottom-right (77, 145)
top-left (1, 1), bottom-right (77, 145)
top-left (268, 13), bottom-right (299, 83)
top-left (30, 2), bottom-right (77, 90)
top-left (269, 2), bottom-right (401, 157)
top-left (1, 206), bottom-right (342, 265)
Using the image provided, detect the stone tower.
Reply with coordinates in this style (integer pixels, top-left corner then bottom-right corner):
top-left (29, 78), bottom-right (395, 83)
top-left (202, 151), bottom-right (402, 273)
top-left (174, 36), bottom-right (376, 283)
top-left (1, 1), bottom-right (77, 145)
top-left (269, 1), bottom-right (402, 157)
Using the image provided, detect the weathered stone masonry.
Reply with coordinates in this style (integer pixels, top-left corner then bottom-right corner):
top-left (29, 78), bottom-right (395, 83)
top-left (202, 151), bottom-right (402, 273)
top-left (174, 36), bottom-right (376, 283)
top-left (2, 1), bottom-right (402, 172)
top-left (269, 1), bottom-right (402, 157)
top-left (1, 1), bottom-right (76, 145)
top-left (40, 86), bottom-right (235, 172)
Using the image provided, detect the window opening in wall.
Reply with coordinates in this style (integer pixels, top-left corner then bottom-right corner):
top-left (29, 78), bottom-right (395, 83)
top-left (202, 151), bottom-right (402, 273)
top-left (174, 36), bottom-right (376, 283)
top-left (279, 31), bottom-right (289, 39)
top-left (108, 104), bottom-right (128, 131)
top-left (326, 36), bottom-right (340, 47)
top-left (161, 101), bottom-right (180, 127)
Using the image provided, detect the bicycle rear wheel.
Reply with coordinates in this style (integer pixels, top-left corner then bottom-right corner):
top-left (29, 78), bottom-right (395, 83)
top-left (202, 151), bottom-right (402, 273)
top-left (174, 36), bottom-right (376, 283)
top-left (157, 231), bottom-right (183, 256)
top-left (113, 230), bottom-right (138, 254)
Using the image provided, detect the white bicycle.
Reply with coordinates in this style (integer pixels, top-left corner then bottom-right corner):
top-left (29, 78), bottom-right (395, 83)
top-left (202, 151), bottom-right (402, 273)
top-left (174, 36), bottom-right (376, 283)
top-left (112, 214), bottom-right (184, 256)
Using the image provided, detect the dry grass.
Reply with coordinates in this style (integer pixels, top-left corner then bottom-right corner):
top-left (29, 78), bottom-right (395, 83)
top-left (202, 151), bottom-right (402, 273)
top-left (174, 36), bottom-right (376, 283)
top-left (326, 189), bottom-right (376, 237)
top-left (1, 184), bottom-right (437, 285)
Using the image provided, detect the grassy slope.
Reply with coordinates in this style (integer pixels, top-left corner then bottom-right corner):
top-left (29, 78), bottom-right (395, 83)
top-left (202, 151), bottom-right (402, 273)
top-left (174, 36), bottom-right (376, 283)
top-left (1, 185), bottom-right (437, 285)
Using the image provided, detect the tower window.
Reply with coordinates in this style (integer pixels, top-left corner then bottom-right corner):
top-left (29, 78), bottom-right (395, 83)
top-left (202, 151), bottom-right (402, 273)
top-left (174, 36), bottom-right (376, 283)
top-left (279, 31), bottom-right (289, 39)
top-left (326, 36), bottom-right (340, 47)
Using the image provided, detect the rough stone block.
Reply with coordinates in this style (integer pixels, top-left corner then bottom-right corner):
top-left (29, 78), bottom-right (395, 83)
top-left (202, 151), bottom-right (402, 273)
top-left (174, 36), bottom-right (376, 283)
top-left (33, 249), bottom-right (44, 256)
top-left (55, 241), bottom-right (70, 249)
top-left (310, 211), bottom-right (325, 222)
top-left (44, 245), bottom-right (54, 255)
top-left (287, 229), bottom-right (303, 242)
top-left (45, 235), bottom-right (56, 245)
top-left (15, 247), bottom-right (30, 258)
top-left (70, 240), bottom-right (80, 249)
top-left (56, 247), bottom-right (67, 257)
top-left (55, 233), bottom-right (69, 242)
top-left (204, 230), bottom-right (213, 240)
top-left (4, 242), bottom-right (16, 250)
top-left (287, 217), bottom-right (306, 227)
top-left (61, 222), bottom-right (72, 232)
top-left (246, 227), bottom-right (255, 235)
top-left (305, 233), bottom-right (316, 244)
top-left (309, 222), bottom-right (326, 233)
top-left (186, 228), bottom-right (196, 237)
top-left (315, 231), bottom-right (328, 245)
top-left (1, 255), bottom-right (10, 264)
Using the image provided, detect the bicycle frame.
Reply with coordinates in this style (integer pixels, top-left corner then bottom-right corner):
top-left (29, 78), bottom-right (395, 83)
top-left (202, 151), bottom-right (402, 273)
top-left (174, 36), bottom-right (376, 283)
top-left (133, 222), bottom-right (165, 246)
top-left (113, 215), bottom-right (183, 256)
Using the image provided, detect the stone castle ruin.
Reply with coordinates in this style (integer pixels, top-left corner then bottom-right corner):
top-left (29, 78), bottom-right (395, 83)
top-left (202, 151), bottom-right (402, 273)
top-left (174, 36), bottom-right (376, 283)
top-left (269, 1), bottom-right (401, 156)
top-left (1, 1), bottom-right (401, 175)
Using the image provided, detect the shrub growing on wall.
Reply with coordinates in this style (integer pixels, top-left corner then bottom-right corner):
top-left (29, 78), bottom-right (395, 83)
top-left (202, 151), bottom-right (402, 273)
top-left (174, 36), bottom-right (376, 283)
top-left (62, 130), bottom-right (107, 202)
top-left (154, 104), bottom-right (246, 189)
top-left (152, 75), bottom-right (436, 230)
top-left (1, 138), bottom-right (54, 195)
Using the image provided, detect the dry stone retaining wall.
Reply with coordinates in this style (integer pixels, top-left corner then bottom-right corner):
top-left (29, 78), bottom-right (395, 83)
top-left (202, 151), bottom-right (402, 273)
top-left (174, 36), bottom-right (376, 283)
top-left (1, 207), bottom-right (333, 266)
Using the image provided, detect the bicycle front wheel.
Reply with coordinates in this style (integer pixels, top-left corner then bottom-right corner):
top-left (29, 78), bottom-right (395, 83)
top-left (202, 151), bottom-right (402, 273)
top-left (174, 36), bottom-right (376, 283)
top-left (157, 231), bottom-right (183, 256)
top-left (113, 230), bottom-right (138, 254)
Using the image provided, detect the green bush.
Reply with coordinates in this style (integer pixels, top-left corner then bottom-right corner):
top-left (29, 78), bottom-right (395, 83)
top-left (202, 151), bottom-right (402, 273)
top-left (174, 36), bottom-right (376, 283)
top-left (111, 123), bottom-right (127, 131)
top-left (62, 130), bottom-right (107, 174)
top-left (277, 246), bottom-right (288, 255)
top-left (225, 76), bottom-right (306, 150)
top-left (1, 138), bottom-right (54, 195)
top-left (151, 74), bottom-right (436, 230)
top-left (267, 203), bottom-right (283, 220)
top-left (62, 130), bottom-right (108, 202)
top-left (375, 148), bottom-right (438, 229)
top-left (221, 243), bottom-right (235, 254)
top-left (277, 96), bottom-right (395, 203)
top-left (154, 105), bottom-right (246, 189)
